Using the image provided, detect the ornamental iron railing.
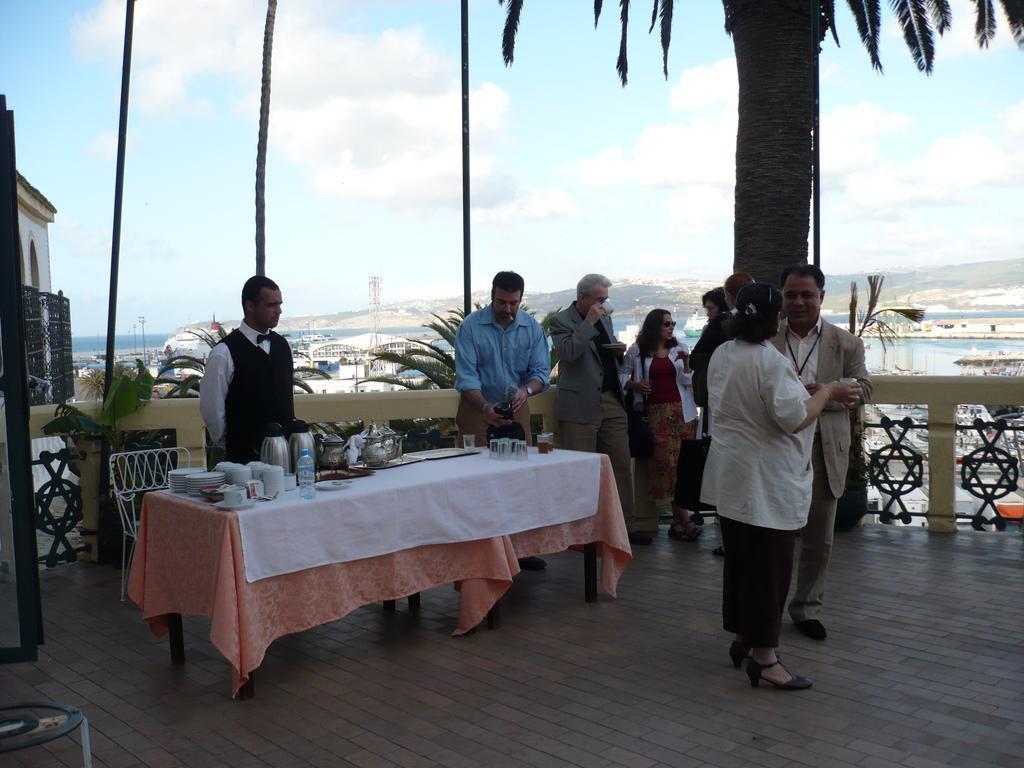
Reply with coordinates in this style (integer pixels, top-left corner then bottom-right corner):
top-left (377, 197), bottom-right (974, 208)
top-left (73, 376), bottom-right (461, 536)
top-left (21, 285), bottom-right (74, 406)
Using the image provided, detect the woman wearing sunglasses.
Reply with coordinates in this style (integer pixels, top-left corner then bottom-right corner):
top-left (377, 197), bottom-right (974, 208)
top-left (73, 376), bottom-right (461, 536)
top-left (620, 309), bottom-right (701, 543)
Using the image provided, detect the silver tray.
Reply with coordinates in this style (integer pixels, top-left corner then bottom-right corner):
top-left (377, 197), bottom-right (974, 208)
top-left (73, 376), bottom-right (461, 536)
top-left (402, 448), bottom-right (481, 461)
top-left (349, 455), bottom-right (426, 470)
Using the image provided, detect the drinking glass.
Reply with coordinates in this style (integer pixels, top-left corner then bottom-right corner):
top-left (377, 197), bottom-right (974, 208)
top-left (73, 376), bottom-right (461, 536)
top-left (489, 438), bottom-right (499, 458)
top-left (462, 434), bottom-right (476, 450)
top-left (536, 433), bottom-right (553, 454)
top-left (514, 440), bottom-right (528, 461)
top-left (497, 438), bottom-right (512, 461)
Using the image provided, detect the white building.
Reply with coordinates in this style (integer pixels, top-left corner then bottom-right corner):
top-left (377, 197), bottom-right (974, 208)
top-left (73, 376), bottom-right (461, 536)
top-left (16, 172), bottom-right (56, 290)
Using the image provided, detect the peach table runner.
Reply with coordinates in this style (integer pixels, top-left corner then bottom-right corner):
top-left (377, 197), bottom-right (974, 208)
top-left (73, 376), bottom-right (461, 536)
top-left (127, 455), bottom-right (630, 697)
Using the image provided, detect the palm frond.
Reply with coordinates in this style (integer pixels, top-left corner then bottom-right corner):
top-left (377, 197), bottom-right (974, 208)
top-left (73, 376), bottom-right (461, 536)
top-left (997, 0), bottom-right (1024, 46)
top-left (659, 0), bottom-right (675, 78)
top-left (648, 0), bottom-right (658, 33)
top-left (500, 0), bottom-right (524, 66)
top-left (185, 328), bottom-right (221, 349)
top-left (294, 366), bottom-right (332, 380)
top-left (616, 0), bottom-right (631, 86)
top-left (293, 380), bottom-right (316, 394)
top-left (891, 0), bottom-right (937, 73)
top-left (928, 0), bottom-right (952, 34)
top-left (594, 0), bottom-right (604, 27)
top-left (158, 355), bottom-right (206, 376)
top-left (820, 0), bottom-right (840, 45)
top-left (847, 0), bottom-right (884, 70)
top-left (976, 0), bottom-right (997, 46)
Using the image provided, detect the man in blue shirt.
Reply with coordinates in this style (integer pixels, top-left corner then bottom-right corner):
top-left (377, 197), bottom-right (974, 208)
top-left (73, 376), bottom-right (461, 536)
top-left (455, 271), bottom-right (551, 570)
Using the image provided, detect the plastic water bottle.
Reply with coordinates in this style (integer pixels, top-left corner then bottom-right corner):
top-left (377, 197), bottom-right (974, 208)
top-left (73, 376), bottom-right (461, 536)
top-left (297, 448), bottom-right (316, 500)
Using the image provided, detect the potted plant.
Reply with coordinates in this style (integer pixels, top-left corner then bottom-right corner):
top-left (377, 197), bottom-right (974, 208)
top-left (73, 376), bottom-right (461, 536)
top-left (836, 275), bottom-right (924, 530)
top-left (43, 360), bottom-right (156, 561)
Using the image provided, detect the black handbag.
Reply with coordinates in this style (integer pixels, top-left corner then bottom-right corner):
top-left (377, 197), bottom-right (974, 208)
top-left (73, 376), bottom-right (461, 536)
top-left (625, 352), bottom-right (653, 458)
top-left (675, 420), bottom-right (716, 514)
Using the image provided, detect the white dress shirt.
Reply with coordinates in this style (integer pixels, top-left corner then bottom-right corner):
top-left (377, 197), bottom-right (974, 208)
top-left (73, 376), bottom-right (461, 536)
top-left (784, 316), bottom-right (824, 385)
top-left (199, 321), bottom-right (272, 446)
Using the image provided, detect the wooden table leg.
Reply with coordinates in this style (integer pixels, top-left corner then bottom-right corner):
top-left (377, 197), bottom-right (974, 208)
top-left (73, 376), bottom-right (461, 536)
top-left (584, 543), bottom-right (597, 603)
top-left (383, 599), bottom-right (396, 612)
top-left (407, 592), bottom-right (421, 612)
top-left (238, 672), bottom-right (255, 700)
top-left (486, 600), bottom-right (501, 630)
top-left (168, 613), bottom-right (185, 665)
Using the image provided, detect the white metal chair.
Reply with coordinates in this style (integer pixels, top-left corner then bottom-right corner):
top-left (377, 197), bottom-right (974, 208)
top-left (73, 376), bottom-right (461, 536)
top-left (109, 447), bottom-right (191, 600)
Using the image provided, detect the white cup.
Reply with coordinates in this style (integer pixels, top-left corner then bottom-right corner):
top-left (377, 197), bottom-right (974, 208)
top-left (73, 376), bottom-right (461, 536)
top-left (223, 486), bottom-right (246, 507)
top-left (283, 474), bottom-right (297, 491)
top-left (228, 466), bottom-right (253, 486)
top-left (262, 465), bottom-right (285, 496)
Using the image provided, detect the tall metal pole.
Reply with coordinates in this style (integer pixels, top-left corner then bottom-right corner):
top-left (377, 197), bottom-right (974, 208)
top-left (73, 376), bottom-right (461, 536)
top-left (460, 0), bottom-right (472, 315)
top-left (811, 1), bottom-right (821, 269)
top-left (103, 0), bottom-right (135, 392)
top-left (138, 314), bottom-right (146, 363)
top-left (97, 0), bottom-right (135, 564)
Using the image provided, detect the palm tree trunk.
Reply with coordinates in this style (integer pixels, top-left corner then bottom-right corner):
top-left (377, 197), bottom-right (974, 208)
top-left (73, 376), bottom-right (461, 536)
top-left (255, 0), bottom-right (277, 277)
top-left (730, 1), bottom-right (814, 285)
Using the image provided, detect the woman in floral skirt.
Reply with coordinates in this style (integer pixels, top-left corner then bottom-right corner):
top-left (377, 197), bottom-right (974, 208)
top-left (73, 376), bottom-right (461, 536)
top-left (621, 309), bottom-right (701, 542)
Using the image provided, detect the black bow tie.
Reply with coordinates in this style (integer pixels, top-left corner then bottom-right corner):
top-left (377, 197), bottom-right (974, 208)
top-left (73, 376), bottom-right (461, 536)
top-left (256, 333), bottom-right (272, 345)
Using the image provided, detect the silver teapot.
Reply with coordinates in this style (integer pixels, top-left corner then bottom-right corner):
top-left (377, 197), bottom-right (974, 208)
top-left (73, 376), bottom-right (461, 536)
top-left (360, 423), bottom-right (403, 467)
top-left (317, 433), bottom-right (348, 470)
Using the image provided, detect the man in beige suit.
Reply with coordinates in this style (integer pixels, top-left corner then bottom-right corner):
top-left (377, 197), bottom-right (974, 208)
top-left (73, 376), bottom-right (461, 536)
top-left (774, 265), bottom-right (873, 641)
top-left (549, 274), bottom-right (642, 543)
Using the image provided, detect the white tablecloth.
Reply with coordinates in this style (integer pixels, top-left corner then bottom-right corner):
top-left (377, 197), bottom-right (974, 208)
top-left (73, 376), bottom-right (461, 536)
top-left (222, 449), bottom-right (601, 582)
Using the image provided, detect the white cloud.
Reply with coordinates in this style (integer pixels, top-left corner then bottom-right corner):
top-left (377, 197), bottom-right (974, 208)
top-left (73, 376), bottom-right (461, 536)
top-left (665, 186), bottom-right (732, 235)
top-left (669, 58), bottom-right (737, 113)
top-left (70, 0), bottom-right (562, 217)
top-left (86, 130), bottom-right (127, 160)
top-left (472, 187), bottom-right (582, 224)
top-left (821, 102), bottom-right (913, 179)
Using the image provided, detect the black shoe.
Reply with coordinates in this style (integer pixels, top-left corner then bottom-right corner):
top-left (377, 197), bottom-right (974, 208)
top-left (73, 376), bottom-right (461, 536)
top-left (728, 641), bottom-right (749, 669)
top-left (794, 619), bottom-right (827, 641)
top-left (627, 532), bottom-right (653, 545)
top-left (518, 556), bottom-right (547, 571)
top-left (746, 658), bottom-right (813, 690)
top-left (712, 545), bottom-right (725, 557)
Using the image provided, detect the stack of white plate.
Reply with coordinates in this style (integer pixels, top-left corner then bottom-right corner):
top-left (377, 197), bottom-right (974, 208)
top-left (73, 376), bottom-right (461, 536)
top-left (184, 471), bottom-right (227, 496)
top-left (168, 467), bottom-right (204, 493)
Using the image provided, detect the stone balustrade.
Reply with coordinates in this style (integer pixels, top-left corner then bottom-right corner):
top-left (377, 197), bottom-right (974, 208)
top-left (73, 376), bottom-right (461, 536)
top-left (27, 375), bottom-right (1022, 560)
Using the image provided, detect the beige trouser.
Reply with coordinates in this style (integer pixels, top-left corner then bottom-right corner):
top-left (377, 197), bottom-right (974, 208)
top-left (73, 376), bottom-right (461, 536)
top-left (456, 396), bottom-right (532, 448)
top-left (789, 433), bottom-right (839, 623)
top-left (558, 391), bottom-right (637, 532)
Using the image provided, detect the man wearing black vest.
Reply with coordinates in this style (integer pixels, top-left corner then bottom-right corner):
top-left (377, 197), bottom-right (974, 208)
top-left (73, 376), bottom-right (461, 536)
top-left (200, 275), bottom-right (295, 462)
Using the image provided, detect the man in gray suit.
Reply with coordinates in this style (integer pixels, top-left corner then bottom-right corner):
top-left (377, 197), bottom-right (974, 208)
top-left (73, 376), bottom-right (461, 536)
top-left (549, 274), bottom-right (643, 543)
top-left (774, 264), bottom-right (873, 640)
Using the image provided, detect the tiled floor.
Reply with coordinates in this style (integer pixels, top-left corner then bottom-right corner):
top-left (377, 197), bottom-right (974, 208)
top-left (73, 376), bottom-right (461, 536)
top-left (2, 524), bottom-right (1023, 767)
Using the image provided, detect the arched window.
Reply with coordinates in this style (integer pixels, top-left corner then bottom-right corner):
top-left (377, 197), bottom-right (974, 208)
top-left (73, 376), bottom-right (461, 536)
top-left (29, 240), bottom-right (40, 288)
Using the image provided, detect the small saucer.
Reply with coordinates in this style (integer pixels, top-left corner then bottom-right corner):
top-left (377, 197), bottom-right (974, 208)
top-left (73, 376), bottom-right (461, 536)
top-left (215, 500), bottom-right (255, 510)
top-left (315, 480), bottom-right (352, 491)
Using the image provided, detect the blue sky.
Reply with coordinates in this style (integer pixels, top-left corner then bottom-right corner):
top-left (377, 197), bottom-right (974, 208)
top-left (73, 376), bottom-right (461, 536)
top-left (3, 0), bottom-right (1022, 334)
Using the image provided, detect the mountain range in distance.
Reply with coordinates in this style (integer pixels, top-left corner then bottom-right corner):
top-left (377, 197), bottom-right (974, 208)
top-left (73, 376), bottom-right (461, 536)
top-left (197, 257), bottom-right (1024, 334)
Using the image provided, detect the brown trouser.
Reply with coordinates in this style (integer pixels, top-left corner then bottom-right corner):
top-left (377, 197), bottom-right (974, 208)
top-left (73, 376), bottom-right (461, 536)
top-left (720, 516), bottom-right (796, 649)
top-left (558, 390), bottom-right (637, 532)
top-left (456, 396), bottom-right (532, 448)
top-left (789, 433), bottom-right (839, 623)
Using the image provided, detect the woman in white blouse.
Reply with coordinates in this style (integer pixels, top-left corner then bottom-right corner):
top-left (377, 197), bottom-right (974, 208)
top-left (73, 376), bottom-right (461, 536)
top-left (700, 283), bottom-right (859, 690)
top-left (620, 309), bottom-right (701, 544)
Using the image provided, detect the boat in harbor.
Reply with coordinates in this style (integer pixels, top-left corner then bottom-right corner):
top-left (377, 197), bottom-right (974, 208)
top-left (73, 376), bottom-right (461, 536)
top-left (682, 310), bottom-right (706, 338)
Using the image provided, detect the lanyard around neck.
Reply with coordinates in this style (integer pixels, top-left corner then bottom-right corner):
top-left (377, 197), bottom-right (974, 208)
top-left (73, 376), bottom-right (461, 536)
top-left (787, 330), bottom-right (821, 378)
